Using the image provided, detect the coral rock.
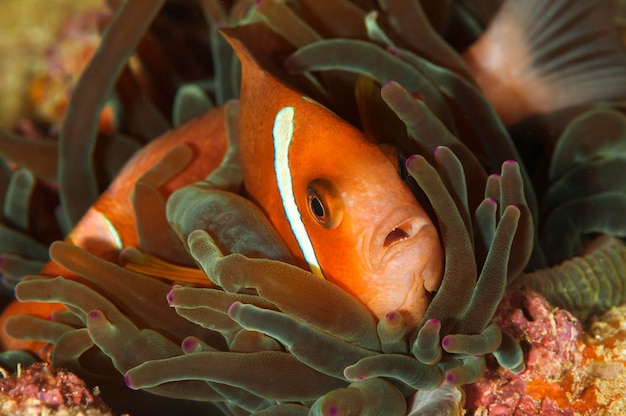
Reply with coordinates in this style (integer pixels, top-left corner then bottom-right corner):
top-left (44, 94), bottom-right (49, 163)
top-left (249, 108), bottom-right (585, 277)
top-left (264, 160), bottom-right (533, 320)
top-left (0, 362), bottom-right (112, 415)
top-left (498, 288), bottom-right (583, 380)
top-left (466, 287), bottom-right (626, 415)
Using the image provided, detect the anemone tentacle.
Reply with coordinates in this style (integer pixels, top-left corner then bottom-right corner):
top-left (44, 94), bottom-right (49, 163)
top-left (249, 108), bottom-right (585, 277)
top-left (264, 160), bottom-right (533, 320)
top-left (492, 331), bottom-right (525, 373)
top-left (285, 39), bottom-right (457, 134)
top-left (377, 311), bottom-right (409, 354)
top-left (186, 230), bottom-right (381, 351)
top-left (125, 351), bottom-right (346, 401)
top-left (379, 81), bottom-right (487, 216)
top-left (405, 154), bottom-right (476, 333)
top-left (132, 144), bottom-right (195, 264)
top-left (0, 130), bottom-right (58, 182)
top-left (378, 0), bottom-right (471, 80)
top-left (523, 235), bottom-right (626, 322)
top-left (308, 378), bottom-right (407, 416)
top-left (59, 0), bottom-right (167, 226)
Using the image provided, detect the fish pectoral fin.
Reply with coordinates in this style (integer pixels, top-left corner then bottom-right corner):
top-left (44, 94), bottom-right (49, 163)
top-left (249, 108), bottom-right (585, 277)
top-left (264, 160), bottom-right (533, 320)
top-left (463, 0), bottom-right (626, 126)
top-left (120, 247), bottom-right (212, 287)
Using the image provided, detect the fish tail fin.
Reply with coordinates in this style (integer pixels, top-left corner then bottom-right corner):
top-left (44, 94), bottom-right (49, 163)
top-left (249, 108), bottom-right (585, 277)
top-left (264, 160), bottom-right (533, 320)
top-left (463, 0), bottom-right (626, 126)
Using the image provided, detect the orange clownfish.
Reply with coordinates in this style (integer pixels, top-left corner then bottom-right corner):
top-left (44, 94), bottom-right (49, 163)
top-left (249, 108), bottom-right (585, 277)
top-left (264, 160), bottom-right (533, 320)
top-left (223, 27), bottom-right (444, 329)
top-left (45, 106), bottom-right (230, 276)
top-left (0, 107), bottom-right (229, 354)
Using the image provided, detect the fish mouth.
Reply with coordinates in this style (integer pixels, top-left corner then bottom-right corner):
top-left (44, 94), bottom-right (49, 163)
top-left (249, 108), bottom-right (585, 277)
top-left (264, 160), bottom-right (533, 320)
top-left (369, 208), bottom-right (443, 293)
top-left (382, 217), bottom-right (421, 251)
top-left (362, 208), bottom-right (443, 328)
top-left (374, 211), bottom-right (428, 262)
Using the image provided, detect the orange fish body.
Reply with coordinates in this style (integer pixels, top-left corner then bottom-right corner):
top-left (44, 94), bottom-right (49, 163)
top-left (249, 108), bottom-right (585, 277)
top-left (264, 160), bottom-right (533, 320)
top-left (0, 107), bottom-right (229, 354)
top-left (66, 107), bottom-right (228, 263)
top-left (224, 28), bottom-right (444, 329)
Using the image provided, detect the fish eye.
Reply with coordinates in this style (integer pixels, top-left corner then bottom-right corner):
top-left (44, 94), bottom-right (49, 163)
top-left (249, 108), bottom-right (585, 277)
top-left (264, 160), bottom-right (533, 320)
top-left (306, 179), bottom-right (343, 229)
top-left (310, 195), bottom-right (325, 217)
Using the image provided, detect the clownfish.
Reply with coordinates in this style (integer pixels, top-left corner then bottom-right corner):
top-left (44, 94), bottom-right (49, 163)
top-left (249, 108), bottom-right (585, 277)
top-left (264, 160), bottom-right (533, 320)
top-left (222, 27), bottom-right (444, 329)
top-left (0, 107), bottom-right (229, 354)
top-left (47, 107), bottom-right (229, 275)
top-left (463, 0), bottom-right (626, 126)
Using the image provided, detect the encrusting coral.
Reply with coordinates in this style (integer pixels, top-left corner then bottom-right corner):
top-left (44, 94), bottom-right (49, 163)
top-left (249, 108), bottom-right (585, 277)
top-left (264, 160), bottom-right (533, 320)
top-left (466, 288), bottom-right (626, 415)
top-left (0, 362), bottom-right (113, 415)
top-left (0, 0), bottom-right (625, 415)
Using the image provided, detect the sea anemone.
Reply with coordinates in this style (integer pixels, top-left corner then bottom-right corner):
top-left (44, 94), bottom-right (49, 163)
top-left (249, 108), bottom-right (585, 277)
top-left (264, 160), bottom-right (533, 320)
top-left (1, 1), bottom-right (626, 415)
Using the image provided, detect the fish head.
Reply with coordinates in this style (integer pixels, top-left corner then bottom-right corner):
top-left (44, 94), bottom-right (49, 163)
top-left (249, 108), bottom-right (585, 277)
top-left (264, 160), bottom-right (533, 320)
top-left (273, 98), bottom-right (444, 329)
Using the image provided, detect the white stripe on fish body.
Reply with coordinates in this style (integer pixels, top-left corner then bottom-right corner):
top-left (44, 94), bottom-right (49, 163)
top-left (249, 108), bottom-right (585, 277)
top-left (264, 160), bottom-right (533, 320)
top-left (273, 106), bottom-right (325, 279)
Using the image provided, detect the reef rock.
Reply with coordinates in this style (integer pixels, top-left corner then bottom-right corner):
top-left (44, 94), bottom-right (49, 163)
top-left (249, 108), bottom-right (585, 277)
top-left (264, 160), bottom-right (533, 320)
top-left (0, 362), bottom-right (112, 415)
top-left (466, 288), bottom-right (626, 415)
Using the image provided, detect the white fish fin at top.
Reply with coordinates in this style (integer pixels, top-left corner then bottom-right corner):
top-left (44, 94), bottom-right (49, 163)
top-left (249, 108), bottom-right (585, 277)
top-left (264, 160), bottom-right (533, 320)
top-left (463, 0), bottom-right (626, 126)
top-left (273, 106), bottom-right (325, 279)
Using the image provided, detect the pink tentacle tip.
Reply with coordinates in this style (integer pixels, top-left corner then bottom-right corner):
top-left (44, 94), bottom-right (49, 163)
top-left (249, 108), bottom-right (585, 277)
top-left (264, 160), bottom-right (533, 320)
top-left (227, 301), bottom-right (242, 316)
top-left (445, 372), bottom-right (456, 384)
top-left (328, 406), bottom-right (339, 416)
top-left (386, 45), bottom-right (399, 56)
top-left (427, 318), bottom-right (440, 325)
top-left (343, 366), bottom-right (363, 381)
top-left (441, 335), bottom-right (451, 348)
top-left (504, 160), bottom-right (518, 166)
top-left (166, 287), bottom-right (176, 305)
top-left (513, 366), bottom-right (526, 375)
top-left (124, 374), bottom-right (138, 390)
top-left (381, 80), bottom-right (395, 89)
top-left (405, 154), bottom-right (419, 168)
top-left (182, 337), bottom-right (197, 352)
top-left (385, 311), bottom-right (398, 321)
top-left (489, 173), bottom-right (501, 179)
top-left (486, 197), bottom-right (498, 205)
top-left (88, 310), bottom-right (101, 319)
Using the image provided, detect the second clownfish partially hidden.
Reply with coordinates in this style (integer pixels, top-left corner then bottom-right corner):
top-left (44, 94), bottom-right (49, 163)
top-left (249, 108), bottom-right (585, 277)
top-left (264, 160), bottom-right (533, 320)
top-left (223, 26), bottom-right (444, 329)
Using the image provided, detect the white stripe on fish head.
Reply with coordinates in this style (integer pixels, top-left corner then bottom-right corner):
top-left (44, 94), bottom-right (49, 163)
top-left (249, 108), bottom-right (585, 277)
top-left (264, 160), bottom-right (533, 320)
top-left (273, 106), bottom-right (325, 279)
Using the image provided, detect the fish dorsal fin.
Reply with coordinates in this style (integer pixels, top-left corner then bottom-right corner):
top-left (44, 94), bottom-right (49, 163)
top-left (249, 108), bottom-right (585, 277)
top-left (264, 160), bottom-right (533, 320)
top-left (220, 23), bottom-right (316, 102)
top-left (463, 0), bottom-right (626, 126)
